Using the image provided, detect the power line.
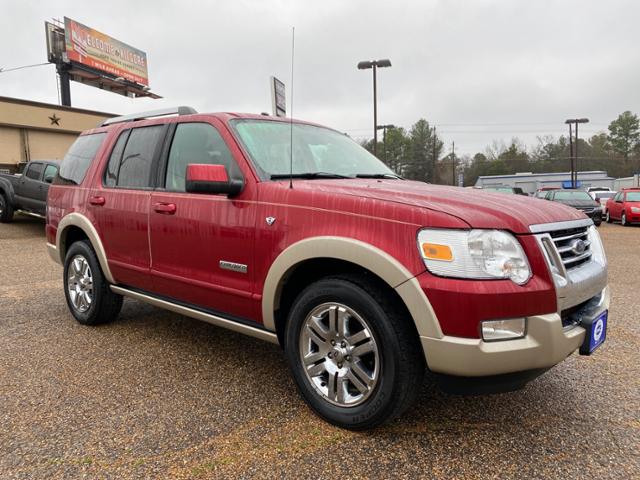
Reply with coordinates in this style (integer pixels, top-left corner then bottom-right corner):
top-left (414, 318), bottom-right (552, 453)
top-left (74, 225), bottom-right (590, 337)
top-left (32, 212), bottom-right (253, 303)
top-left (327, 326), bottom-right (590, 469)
top-left (0, 62), bottom-right (50, 74)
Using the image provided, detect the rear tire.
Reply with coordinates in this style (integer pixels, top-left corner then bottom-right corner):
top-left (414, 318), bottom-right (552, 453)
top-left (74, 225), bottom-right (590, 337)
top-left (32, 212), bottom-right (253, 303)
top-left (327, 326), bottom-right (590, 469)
top-left (284, 274), bottom-right (424, 430)
top-left (63, 240), bottom-right (122, 325)
top-left (0, 193), bottom-right (14, 223)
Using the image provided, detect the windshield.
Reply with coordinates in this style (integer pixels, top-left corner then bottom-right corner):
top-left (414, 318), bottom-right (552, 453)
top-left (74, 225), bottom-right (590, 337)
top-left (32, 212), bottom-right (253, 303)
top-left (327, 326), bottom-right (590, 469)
top-left (627, 192), bottom-right (640, 201)
top-left (554, 191), bottom-right (593, 201)
top-left (231, 119), bottom-right (395, 180)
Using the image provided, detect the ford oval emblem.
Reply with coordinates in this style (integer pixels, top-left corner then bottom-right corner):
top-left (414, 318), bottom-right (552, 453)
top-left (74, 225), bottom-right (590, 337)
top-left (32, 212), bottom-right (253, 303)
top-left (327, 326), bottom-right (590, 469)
top-left (569, 238), bottom-right (586, 256)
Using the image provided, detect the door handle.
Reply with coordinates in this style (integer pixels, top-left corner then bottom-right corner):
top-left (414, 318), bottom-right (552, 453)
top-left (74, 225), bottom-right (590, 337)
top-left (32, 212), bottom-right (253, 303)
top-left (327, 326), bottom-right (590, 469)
top-left (89, 196), bottom-right (106, 206)
top-left (153, 202), bottom-right (177, 215)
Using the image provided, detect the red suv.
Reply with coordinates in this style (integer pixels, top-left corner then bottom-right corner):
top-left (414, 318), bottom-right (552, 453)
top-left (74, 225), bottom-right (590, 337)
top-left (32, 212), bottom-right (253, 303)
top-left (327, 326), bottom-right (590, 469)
top-left (605, 188), bottom-right (640, 225)
top-left (46, 107), bottom-right (609, 429)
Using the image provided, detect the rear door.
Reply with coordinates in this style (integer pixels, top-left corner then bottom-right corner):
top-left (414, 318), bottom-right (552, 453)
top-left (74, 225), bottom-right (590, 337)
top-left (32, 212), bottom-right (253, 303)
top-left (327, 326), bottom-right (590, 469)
top-left (148, 120), bottom-right (258, 320)
top-left (90, 124), bottom-right (167, 290)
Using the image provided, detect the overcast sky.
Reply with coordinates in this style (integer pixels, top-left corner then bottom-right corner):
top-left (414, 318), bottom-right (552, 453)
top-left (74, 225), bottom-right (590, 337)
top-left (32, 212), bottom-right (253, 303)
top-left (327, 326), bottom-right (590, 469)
top-left (1, 0), bottom-right (639, 156)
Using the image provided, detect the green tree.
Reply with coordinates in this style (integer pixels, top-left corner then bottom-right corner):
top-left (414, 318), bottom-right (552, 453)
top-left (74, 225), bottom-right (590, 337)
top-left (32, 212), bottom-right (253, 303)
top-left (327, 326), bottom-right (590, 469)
top-left (404, 119), bottom-right (443, 182)
top-left (608, 111), bottom-right (640, 161)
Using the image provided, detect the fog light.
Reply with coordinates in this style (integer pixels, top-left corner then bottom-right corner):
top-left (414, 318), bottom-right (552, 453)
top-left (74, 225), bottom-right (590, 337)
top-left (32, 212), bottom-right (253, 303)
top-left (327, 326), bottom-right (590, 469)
top-left (481, 318), bottom-right (526, 341)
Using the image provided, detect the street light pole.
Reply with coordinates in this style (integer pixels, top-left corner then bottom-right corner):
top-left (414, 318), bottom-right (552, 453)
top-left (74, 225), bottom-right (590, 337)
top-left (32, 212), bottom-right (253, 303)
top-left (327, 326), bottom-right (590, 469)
top-left (358, 59), bottom-right (392, 157)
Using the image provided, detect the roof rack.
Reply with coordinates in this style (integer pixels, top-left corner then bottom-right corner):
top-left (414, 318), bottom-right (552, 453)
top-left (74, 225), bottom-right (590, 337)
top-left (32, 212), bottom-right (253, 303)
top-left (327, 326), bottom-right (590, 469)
top-left (100, 106), bottom-right (197, 126)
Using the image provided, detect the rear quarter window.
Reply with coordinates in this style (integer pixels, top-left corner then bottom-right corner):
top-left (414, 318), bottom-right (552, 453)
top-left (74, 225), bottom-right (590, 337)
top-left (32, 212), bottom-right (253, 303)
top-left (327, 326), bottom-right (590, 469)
top-left (56, 133), bottom-right (107, 185)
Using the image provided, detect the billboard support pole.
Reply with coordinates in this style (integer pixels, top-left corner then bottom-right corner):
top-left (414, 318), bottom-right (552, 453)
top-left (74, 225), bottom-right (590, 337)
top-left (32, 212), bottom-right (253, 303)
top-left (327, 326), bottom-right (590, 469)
top-left (57, 63), bottom-right (71, 106)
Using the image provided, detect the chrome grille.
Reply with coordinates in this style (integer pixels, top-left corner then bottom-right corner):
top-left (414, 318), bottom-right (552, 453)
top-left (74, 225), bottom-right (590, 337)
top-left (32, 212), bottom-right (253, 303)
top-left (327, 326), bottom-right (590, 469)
top-left (548, 226), bottom-right (592, 269)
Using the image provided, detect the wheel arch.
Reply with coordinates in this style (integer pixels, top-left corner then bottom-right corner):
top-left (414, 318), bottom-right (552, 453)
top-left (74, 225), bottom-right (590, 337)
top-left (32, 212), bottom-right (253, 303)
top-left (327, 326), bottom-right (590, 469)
top-left (56, 212), bottom-right (115, 284)
top-left (262, 236), bottom-right (443, 342)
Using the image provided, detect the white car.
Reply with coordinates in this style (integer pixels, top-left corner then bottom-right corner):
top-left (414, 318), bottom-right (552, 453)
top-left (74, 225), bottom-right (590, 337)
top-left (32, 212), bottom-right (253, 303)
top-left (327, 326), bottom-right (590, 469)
top-left (593, 191), bottom-right (617, 212)
top-left (587, 187), bottom-right (613, 200)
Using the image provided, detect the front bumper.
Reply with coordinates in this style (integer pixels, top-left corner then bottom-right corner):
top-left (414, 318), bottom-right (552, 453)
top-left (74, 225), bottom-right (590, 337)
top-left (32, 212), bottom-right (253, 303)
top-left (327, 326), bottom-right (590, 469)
top-left (418, 219), bottom-right (608, 379)
top-left (421, 285), bottom-right (609, 377)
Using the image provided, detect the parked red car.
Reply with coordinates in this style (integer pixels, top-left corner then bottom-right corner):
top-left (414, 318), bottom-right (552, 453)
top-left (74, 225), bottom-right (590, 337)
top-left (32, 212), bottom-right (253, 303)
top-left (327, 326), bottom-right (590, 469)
top-left (605, 188), bottom-right (640, 225)
top-left (46, 107), bottom-right (609, 429)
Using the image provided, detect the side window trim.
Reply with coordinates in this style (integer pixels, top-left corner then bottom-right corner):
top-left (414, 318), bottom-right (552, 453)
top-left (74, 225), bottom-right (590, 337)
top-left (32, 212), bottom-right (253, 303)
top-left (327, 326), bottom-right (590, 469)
top-left (154, 123), bottom-right (177, 190)
top-left (103, 128), bottom-right (132, 188)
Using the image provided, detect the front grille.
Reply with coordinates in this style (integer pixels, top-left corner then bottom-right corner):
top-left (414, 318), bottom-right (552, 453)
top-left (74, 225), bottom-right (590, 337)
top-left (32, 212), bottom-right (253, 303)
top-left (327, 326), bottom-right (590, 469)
top-left (576, 207), bottom-right (595, 214)
top-left (548, 226), bottom-right (592, 270)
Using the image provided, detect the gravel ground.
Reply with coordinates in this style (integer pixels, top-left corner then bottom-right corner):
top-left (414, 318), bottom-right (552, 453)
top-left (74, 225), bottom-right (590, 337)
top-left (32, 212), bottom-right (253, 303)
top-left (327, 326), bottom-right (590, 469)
top-left (1, 216), bottom-right (638, 479)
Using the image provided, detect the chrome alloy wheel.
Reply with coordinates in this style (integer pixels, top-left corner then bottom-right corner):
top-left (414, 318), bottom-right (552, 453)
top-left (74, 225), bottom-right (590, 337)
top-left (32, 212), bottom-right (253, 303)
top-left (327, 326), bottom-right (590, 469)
top-left (67, 255), bottom-right (94, 313)
top-left (299, 303), bottom-right (380, 407)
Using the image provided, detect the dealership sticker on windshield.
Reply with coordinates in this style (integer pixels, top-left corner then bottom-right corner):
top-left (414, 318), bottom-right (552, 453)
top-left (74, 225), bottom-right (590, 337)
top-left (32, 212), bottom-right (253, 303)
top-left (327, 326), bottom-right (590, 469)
top-left (580, 310), bottom-right (608, 355)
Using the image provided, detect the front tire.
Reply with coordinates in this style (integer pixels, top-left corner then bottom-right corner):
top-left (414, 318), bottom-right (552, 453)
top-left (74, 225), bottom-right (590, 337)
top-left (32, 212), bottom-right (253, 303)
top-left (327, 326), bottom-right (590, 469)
top-left (0, 193), bottom-right (14, 223)
top-left (63, 240), bottom-right (122, 325)
top-left (622, 212), bottom-right (629, 227)
top-left (284, 275), bottom-right (424, 430)
top-left (605, 211), bottom-right (612, 223)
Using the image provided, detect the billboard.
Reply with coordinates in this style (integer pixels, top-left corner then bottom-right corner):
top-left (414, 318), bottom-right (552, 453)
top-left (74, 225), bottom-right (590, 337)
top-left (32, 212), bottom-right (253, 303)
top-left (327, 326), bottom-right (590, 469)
top-left (64, 17), bottom-right (149, 85)
top-left (270, 76), bottom-right (286, 117)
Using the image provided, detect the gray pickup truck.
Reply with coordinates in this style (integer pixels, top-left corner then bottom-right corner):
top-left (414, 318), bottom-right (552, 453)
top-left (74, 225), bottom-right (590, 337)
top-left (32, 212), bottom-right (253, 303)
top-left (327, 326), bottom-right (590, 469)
top-left (0, 160), bottom-right (59, 222)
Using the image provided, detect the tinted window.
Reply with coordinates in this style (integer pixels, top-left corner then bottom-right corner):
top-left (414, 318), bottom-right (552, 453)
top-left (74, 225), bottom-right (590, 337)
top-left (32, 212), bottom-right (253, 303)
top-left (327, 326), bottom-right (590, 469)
top-left (116, 125), bottom-right (164, 188)
top-left (25, 163), bottom-right (43, 180)
top-left (614, 193), bottom-right (623, 202)
top-left (43, 164), bottom-right (58, 182)
top-left (104, 131), bottom-right (130, 188)
top-left (57, 133), bottom-right (106, 185)
top-left (165, 123), bottom-right (239, 192)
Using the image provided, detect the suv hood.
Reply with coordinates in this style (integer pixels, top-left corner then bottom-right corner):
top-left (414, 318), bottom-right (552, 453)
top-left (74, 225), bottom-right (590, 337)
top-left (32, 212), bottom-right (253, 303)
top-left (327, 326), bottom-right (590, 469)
top-left (294, 179), bottom-right (586, 234)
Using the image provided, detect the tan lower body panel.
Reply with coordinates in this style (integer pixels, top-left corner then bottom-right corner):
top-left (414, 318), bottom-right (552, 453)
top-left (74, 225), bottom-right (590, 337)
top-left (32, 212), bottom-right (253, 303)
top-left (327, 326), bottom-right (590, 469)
top-left (422, 287), bottom-right (610, 377)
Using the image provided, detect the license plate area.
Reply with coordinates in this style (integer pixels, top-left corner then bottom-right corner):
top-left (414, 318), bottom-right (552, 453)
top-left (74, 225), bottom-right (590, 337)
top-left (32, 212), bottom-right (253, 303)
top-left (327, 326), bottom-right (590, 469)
top-left (579, 310), bottom-right (607, 355)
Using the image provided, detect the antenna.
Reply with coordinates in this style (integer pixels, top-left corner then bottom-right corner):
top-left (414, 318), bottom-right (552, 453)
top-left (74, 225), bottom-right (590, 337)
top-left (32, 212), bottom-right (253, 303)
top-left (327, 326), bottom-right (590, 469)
top-left (289, 27), bottom-right (295, 189)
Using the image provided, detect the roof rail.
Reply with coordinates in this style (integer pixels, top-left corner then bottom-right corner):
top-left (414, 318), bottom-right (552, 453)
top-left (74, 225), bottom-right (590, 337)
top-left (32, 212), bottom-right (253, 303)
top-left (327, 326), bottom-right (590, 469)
top-left (100, 106), bottom-right (198, 126)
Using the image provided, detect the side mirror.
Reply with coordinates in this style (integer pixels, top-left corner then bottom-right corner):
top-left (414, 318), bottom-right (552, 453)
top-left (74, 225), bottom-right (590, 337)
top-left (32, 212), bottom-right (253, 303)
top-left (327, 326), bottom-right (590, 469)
top-left (44, 176), bottom-right (54, 184)
top-left (185, 164), bottom-right (243, 196)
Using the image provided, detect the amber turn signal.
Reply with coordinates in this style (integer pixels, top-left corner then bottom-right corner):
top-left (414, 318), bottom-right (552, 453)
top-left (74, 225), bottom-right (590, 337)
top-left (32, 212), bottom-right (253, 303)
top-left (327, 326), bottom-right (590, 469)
top-left (421, 243), bottom-right (453, 262)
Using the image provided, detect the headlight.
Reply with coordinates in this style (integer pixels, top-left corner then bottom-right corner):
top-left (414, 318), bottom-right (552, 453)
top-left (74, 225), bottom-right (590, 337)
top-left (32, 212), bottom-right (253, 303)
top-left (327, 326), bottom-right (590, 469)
top-left (587, 225), bottom-right (607, 265)
top-left (417, 229), bottom-right (532, 285)
top-left (631, 207), bottom-right (640, 214)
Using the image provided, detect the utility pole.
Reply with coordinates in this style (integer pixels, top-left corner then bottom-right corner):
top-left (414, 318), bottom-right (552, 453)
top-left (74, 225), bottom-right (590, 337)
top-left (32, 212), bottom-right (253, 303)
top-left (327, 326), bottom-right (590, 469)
top-left (568, 123), bottom-right (574, 187)
top-left (432, 126), bottom-right (437, 183)
top-left (564, 118), bottom-right (589, 188)
top-left (376, 124), bottom-right (395, 166)
top-left (451, 141), bottom-right (456, 186)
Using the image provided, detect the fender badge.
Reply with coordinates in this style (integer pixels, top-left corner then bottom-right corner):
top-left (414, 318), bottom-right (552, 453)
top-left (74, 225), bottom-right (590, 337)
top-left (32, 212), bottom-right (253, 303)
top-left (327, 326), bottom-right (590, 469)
top-left (266, 216), bottom-right (276, 226)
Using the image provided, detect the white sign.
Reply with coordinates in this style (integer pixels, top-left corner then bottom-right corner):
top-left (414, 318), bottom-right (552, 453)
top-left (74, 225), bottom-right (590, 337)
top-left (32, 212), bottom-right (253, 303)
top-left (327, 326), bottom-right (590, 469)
top-left (270, 76), bottom-right (286, 117)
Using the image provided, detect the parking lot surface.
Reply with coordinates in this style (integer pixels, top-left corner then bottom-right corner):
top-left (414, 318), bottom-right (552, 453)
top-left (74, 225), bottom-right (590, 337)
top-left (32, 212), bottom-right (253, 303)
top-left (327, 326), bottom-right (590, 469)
top-left (1, 217), bottom-right (638, 479)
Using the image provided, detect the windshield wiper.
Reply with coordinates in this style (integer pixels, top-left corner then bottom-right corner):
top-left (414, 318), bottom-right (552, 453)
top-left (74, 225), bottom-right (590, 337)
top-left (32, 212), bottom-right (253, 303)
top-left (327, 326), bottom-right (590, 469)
top-left (354, 173), bottom-right (403, 179)
top-left (270, 172), bottom-right (352, 180)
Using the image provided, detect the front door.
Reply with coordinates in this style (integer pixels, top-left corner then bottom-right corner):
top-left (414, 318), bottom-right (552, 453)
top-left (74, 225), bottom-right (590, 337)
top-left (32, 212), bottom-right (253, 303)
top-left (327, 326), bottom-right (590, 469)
top-left (89, 124), bottom-right (167, 290)
top-left (148, 120), bottom-right (258, 321)
top-left (17, 162), bottom-right (44, 212)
